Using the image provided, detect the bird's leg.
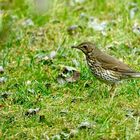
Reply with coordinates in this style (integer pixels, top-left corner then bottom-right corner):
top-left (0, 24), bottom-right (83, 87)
top-left (109, 84), bottom-right (116, 98)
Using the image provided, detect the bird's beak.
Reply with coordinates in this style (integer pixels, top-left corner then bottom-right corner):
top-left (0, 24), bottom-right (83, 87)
top-left (71, 45), bottom-right (78, 49)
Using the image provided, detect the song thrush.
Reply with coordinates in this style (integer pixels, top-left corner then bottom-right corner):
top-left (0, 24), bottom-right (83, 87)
top-left (72, 42), bottom-right (140, 95)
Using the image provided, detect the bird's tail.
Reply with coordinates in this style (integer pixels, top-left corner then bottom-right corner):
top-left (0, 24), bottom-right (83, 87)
top-left (124, 72), bottom-right (140, 78)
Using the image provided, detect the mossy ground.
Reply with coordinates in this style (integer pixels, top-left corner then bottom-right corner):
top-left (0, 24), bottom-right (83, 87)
top-left (0, 0), bottom-right (140, 139)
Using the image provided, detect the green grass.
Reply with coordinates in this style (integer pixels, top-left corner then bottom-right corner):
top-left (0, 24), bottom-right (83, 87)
top-left (0, 0), bottom-right (140, 139)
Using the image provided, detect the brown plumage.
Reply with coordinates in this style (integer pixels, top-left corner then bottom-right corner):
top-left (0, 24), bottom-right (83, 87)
top-left (72, 42), bottom-right (140, 95)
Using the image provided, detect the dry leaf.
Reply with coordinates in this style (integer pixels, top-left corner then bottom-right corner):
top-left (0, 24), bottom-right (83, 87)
top-left (67, 25), bottom-right (82, 35)
top-left (35, 51), bottom-right (57, 64)
top-left (128, 2), bottom-right (138, 19)
top-left (22, 18), bottom-right (34, 27)
top-left (25, 108), bottom-right (40, 116)
top-left (130, 7), bottom-right (138, 19)
top-left (88, 17), bottom-right (107, 31)
top-left (65, 71), bottom-right (80, 83)
top-left (57, 65), bottom-right (80, 84)
top-left (57, 77), bottom-right (66, 85)
top-left (78, 121), bottom-right (95, 129)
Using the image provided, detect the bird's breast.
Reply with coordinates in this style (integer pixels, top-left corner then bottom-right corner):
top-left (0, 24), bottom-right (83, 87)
top-left (87, 58), bottom-right (121, 84)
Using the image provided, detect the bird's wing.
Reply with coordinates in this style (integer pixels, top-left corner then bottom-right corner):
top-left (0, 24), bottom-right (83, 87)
top-left (96, 52), bottom-right (135, 73)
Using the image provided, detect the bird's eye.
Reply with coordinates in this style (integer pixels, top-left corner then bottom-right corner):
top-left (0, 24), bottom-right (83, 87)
top-left (83, 45), bottom-right (88, 49)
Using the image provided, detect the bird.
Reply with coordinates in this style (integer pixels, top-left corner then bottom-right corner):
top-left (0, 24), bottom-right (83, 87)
top-left (71, 42), bottom-right (140, 96)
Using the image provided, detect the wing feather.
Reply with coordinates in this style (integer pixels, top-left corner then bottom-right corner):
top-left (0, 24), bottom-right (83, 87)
top-left (96, 51), bottom-right (135, 73)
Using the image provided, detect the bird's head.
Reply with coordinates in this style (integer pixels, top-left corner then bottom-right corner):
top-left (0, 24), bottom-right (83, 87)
top-left (71, 42), bottom-right (96, 55)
